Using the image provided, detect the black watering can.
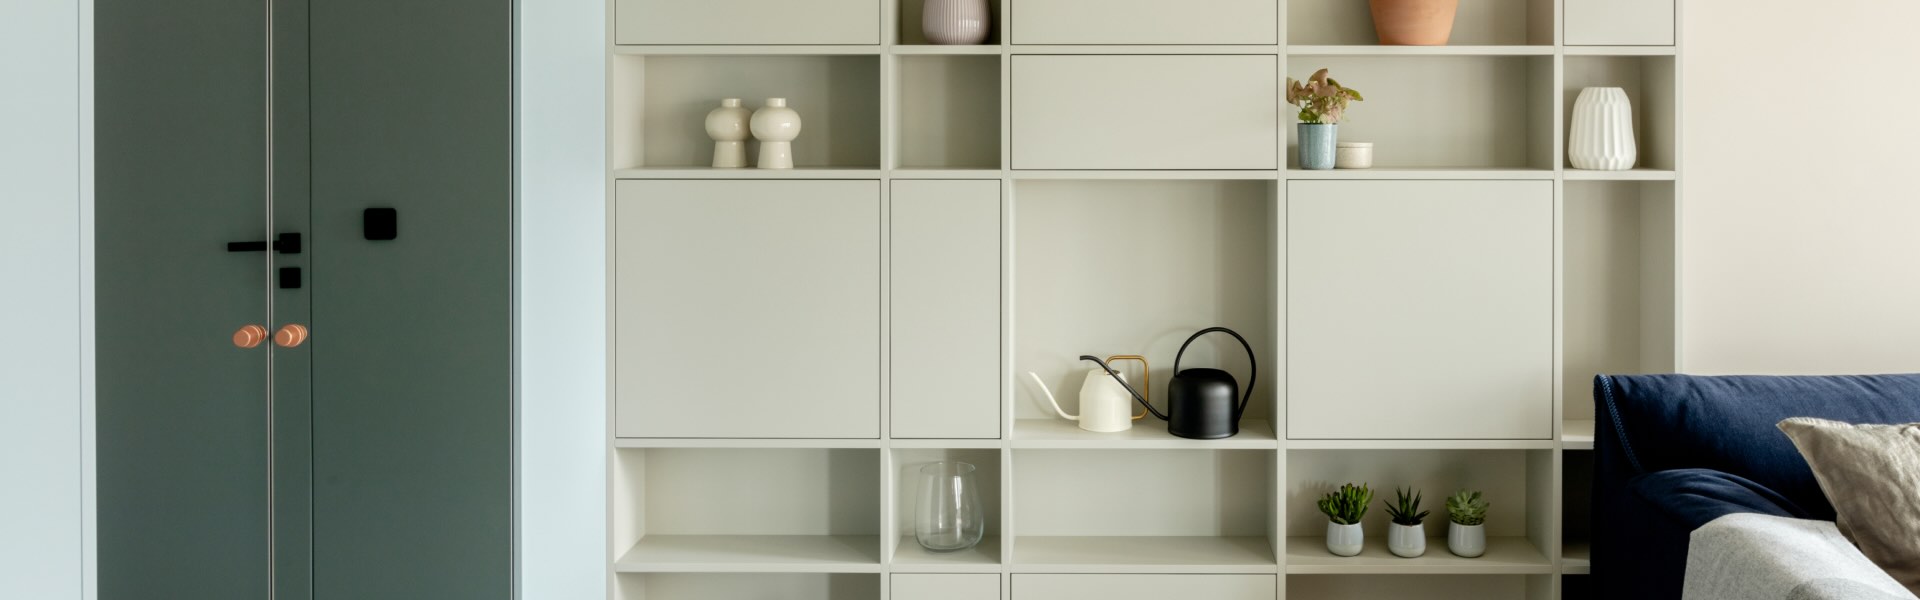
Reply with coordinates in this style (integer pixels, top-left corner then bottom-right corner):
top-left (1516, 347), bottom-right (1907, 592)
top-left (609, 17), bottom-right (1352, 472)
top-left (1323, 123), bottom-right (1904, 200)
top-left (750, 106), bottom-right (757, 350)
top-left (1080, 327), bottom-right (1257, 440)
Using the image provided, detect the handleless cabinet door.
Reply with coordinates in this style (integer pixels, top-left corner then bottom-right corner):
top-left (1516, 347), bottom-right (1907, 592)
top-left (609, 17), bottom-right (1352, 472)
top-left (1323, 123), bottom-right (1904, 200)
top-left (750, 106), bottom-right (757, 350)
top-left (617, 180), bottom-right (882, 438)
top-left (1012, 0), bottom-right (1277, 45)
top-left (1013, 575), bottom-right (1274, 600)
top-left (895, 574), bottom-right (1001, 600)
top-left (616, 0), bottom-right (880, 45)
top-left (1287, 180), bottom-right (1554, 440)
top-left (1565, 0), bottom-right (1675, 45)
top-left (890, 180), bottom-right (1002, 439)
top-left (1011, 55), bottom-right (1279, 170)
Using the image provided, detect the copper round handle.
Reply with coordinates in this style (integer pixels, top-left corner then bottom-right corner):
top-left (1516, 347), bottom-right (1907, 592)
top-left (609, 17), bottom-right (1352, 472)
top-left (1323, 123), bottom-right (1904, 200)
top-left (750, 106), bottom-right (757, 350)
top-left (233, 324), bottom-right (268, 349)
top-left (274, 324), bottom-right (309, 348)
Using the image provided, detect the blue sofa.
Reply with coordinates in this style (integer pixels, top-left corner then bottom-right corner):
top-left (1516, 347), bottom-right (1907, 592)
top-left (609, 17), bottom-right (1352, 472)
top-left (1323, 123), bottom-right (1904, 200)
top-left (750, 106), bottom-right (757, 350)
top-left (1592, 373), bottom-right (1920, 599)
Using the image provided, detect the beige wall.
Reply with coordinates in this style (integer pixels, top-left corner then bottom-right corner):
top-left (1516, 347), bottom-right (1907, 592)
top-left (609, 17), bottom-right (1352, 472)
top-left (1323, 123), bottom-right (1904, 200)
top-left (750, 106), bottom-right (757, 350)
top-left (1681, 0), bottom-right (1920, 374)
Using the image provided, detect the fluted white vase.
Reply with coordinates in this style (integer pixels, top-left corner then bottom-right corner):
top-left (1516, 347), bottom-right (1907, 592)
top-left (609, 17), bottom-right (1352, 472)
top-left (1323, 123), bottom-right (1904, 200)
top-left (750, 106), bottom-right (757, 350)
top-left (1569, 87), bottom-right (1637, 170)
top-left (922, 0), bottom-right (990, 45)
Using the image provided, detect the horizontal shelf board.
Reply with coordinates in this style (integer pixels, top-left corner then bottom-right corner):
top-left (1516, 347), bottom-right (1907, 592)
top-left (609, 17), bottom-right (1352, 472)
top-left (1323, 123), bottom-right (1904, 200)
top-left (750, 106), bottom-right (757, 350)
top-left (613, 45), bottom-right (882, 55)
top-left (1010, 45), bottom-right (1281, 54)
top-left (1284, 536), bottom-right (1553, 575)
top-left (1289, 45), bottom-right (1553, 56)
top-left (1012, 536), bottom-right (1276, 572)
top-left (1563, 541), bottom-right (1591, 575)
top-left (887, 438), bottom-right (1006, 449)
top-left (614, 167), bottom-right (883, 179)
top-left (1562, 419), bottom-right (1596, 451)
top-left (1013, 419), bottom-right (1277, 449)
top-left (613, 438), bottom-right (882, 449)
top-left (890, 168), bottom-right (1007, 179)
top-left (615, 535), bottom-right (882, 573)
top-left (892, 45), bottom-right (1006, 55)
top-left (1564, 46), bottom-right (1677, 56)
top-left (893, 536), bottom-right (1002, 569)
top-left (1286, 168), bottom-right (1557, 180)
top-left (1562, 168), bottom-right (1676, 181)
top-left (1010, 170), bottom-right (1280, 180)
top-left (1287, 438), bottom-right (1556, 450)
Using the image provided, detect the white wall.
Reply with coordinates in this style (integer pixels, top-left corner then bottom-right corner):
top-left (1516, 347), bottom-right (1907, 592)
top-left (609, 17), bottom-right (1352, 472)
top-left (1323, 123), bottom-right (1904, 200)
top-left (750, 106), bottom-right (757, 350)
top-left (0, 0), bottom-right (91, 598)
top-left (1681, 0), bottom-right (1920, 374)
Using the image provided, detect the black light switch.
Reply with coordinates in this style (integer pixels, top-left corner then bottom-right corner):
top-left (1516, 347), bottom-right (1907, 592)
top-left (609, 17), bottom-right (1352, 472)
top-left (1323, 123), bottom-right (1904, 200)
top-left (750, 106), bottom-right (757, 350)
top-left (364, 208), bottom-right (398, 241)
top-left (279, 267), bottom-right (302, 289)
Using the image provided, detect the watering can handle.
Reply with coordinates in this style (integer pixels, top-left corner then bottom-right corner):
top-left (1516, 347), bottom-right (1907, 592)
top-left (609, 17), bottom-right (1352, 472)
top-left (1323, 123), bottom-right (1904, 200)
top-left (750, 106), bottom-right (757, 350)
top-left (1103, 355), bottom-right (1152, 421)
top-left (1172, 327), bottom-right (1259, 421)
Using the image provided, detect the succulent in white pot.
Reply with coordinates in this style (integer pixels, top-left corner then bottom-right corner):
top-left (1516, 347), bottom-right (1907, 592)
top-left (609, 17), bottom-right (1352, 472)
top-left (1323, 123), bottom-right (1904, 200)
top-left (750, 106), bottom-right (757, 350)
top-left (1318, 483), bottom-right (1371, 557)
top-left (1384, 487), bottom-right (1429, 558)
top-left (1446, 489), bottom-right (1490, 558)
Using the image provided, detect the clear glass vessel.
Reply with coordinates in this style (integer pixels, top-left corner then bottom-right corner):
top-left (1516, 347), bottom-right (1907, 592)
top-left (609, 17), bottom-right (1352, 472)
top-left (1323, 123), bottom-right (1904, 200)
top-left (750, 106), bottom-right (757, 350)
top-left (914, 461), bottom-right (986, 552)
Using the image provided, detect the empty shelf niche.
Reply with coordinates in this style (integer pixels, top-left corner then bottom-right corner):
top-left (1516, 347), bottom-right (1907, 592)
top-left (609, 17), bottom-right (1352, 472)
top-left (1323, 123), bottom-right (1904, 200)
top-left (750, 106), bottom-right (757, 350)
top-left (1286, 56), bottom-right (1555, 170)
top-left (895, 55), bottom-right (1001, 169)
top-left (1285, 449), bottom-right (1555, 574)
top-left (890, 448), bottom-right (1003, 566)
top-left (609, 54), bottom-right (880, 170)
top-left (1288, 0), bottom-right (1554, 46)
top-left (1012, 449), bottom-right (1276, 569)
top-left (1562, 180), bottom-right (1676, 419)
top-left (615, 573), bottom-right (879, 600)
top-left (612, 448), bottom-right (882, 572)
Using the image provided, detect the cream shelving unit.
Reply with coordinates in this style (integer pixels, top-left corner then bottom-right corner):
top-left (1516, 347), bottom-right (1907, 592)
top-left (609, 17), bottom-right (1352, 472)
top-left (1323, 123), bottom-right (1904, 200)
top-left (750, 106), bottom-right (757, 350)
top-left (606, 1), bottom-right (1680, 599)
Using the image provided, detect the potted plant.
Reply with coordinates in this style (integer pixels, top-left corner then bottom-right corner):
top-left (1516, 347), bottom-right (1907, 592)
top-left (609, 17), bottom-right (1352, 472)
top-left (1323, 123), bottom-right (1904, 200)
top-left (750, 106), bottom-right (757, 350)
top-left (1446, 489), bottom-right (1490, 558)
top-left (1383, 487), bottom-right (1430, 558)
top-left (1286, 69), bottom-right (1363, 171)
top-left (1371, 0), bottom-right (1461, 46)
top-left (1317, 483), bottom-right (1371, 557)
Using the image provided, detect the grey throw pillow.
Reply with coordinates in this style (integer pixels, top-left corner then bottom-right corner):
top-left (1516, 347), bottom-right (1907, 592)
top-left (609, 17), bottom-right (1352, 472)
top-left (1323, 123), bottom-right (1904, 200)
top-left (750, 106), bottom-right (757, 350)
top-left (1778, 417), bottom-right (1920, 595)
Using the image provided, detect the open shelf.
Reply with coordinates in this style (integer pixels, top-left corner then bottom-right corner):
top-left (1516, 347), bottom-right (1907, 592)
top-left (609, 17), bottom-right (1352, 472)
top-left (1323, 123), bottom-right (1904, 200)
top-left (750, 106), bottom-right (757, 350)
top-left (1288, 438), bottom-right (1555, 450)
top-left (1012, 536), bottom-right (1275, 572)
top-left (1561, 419), bottom-right (1596, 450)
top-left (1563, 180), bottom-right (1677, 420)
top-left (1564, 55), bottom-right (1677, 171)
top-left (894, 536), bottom-right (1001, 570)
top-left (610, 54), bottom-right (880, 170)
top-left (896, 0), bottom-right (1004, 46)
top-left (1013, 418), bottom-right (1276, 449)
top-left (1289, 45), bottom-right (1553, 56)
top-left (610, 167), bottom-right (884, 180)
top-left (616, 573), bottom-right (879, 600)
top-left (1287, 56), bottom-right (1555, 170)
top-left (1287, 449), bottom-right (1556, 556)
top-left (1013, 448), bottom-right (1275, 570)
top-left (611, 448), bottom-right (882, 572)
top-left (895, 55), bottom-right (1001, 169)
top-left (1291, 574), bottom-right (1556, 600)
top-left (1287, 0), bottom-right (1555, 46)
top-left (890, 448), bottom-right (1002, 567)
top-left (614, 535), bottom-right (882, 573)
top-left (1285, 536), bottom-right (1553, 574)
top-left (1285, 168), bottom-right (1555, 180)
top-left (1563, 168), bottom-right (1675, 181)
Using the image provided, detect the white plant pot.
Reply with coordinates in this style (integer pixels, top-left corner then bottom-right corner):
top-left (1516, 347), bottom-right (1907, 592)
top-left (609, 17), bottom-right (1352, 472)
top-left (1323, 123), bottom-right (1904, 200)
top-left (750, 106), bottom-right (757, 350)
top-left (1326, 521), bottom-right (1364, 557)
top-left (1448, 522), bottom-right (1486, 558)
top-left (1387, 522), bottom-right (1426, 558)
top-left (1568, 86), bottom-right (1637, 170)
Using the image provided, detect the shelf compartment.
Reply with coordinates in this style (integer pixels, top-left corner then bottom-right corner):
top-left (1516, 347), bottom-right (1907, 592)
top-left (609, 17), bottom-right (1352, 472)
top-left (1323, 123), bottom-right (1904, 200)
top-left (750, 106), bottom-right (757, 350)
top-left (616, 573), bottom-right (879, 600)
top-left (1287, 0), bottom-right (1554, 46)
top-left (1013, 419), bottom-right (1277, 449)
top-left (1012, 536), bottom-right (1276, 572)
top-left (897, 0), bottom-right (1004, 46)
top-left (890, 448), bottom-right (1003, 567)
top-left (1013, 449), bottom-right (1275, 568)
top-left (611, 167), bottom-right (883, 180)
top-left (1285, 168), bottom-right (1554, 180)
top-left (614, 535), bottom-right (883, 573)
top-left (1562, 180), bottom-right (1677, 421)
top-left (1289, 574), bottom-right (1555, 600)
top-left (895, 55), bottom-right (1002, 169)
top-left (1287, 439), bottom-right (1555, 450)
top-left (1564, 55), bottom-right (1677, 171)
top-left (1285, 536), bottom-right (1553, 574)
top-left (1286, 450), bottom-right (1555, 548)
top-left (612, 448), bottom-right (882, 571)
top-left (1289, 45), bottom-right (1553, 56)
top-left (893, 536), bottom-right (1002, 570)
top-left (1287, 56), bottom-right (1555, 170)
top-left (610, 54), bottom-right (880, 170)
top-left (1013, 179), bottom-right (1277, 426)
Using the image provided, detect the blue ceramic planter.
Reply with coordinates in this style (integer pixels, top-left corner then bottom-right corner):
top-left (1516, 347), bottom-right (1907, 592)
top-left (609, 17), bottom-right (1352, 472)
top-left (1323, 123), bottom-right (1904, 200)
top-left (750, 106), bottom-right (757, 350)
top-left (1298, 123), bottom-right (1338, 170)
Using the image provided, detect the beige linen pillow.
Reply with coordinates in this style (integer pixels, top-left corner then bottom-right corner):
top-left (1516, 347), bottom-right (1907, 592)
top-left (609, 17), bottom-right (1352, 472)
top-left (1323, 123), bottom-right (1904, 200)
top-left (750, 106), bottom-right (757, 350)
top-left (1777, 417), bottom-right (1920, 595)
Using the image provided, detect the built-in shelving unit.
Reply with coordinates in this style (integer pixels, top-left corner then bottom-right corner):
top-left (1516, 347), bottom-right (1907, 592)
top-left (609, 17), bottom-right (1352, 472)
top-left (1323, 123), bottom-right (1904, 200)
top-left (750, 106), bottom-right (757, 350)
top-left (606, 0), bottom-right (1682, 598)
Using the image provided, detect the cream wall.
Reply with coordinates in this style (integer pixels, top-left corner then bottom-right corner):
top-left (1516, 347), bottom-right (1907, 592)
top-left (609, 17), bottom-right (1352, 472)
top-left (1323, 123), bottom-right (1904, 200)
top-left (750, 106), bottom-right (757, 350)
top-left (1681, 0), bottom-right (1920, 374)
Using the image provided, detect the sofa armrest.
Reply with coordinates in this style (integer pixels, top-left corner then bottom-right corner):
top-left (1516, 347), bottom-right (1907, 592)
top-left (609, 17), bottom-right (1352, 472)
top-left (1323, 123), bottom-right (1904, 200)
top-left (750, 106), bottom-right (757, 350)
top-left (1684, 514), bottom-right (1916, 600)
top-left (1631, 468), bottom-right (1812, 530)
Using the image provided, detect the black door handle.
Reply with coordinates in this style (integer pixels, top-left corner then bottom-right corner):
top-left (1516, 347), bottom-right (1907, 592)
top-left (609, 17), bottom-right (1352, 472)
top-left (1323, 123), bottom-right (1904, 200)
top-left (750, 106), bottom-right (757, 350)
top-left (227, 232), bottom-right (302, 254)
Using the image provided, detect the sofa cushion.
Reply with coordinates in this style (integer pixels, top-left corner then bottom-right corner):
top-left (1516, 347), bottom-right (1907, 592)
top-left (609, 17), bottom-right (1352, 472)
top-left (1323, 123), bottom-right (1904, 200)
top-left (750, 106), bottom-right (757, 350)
top-left (1631, 468), bottom-right (1812, 530)
top-left (1778, 417), bottom-right (1920, 595)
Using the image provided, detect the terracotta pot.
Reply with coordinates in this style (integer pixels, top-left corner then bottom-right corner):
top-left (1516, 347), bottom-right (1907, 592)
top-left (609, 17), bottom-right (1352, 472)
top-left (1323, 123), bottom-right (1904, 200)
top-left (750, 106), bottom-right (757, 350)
top-left (1370, 0), bottom-right (1460, 46)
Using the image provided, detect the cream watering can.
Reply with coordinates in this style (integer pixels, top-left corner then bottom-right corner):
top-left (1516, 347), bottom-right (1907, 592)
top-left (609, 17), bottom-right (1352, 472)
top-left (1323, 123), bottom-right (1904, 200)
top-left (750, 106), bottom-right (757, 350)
top-left (1027, 355), bottom-right (1149, 433)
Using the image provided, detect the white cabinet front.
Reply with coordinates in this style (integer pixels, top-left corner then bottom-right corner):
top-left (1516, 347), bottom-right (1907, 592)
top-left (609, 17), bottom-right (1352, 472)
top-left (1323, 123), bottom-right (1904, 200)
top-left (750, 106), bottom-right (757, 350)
top-left (1287, 180), bottom-right (1555, 440)
top-left (891, 180), bottom-right (1003, 439)
top-left (895, 574), bottom-right (1000, 600)
top-left (1565, 0), bottom-right (1675, 45)
top-left (1011, 55), bottom-right (1279, 170)
top-left (1012, 0), bottom-right (1277, 45)
top-left (1012, 574), bottom-right (1274, 600)
top-left (615, 0), bottom-right (880, 45)
top-left (616, 180), bottom-right (881, 438)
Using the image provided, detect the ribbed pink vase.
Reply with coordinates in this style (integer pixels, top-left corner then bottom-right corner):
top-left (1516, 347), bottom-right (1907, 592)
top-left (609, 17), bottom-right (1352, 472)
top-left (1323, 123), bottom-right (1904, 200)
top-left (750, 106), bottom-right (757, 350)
top-left (922, 0), bottom-right (990, 45)
top-left (1568, 87), bottom-right (1638, 170)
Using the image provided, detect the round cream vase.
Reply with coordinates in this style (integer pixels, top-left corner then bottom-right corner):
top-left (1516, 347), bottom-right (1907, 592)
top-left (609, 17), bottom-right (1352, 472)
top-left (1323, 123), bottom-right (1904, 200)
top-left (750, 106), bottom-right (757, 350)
top-left (1335, 142), bottom-right (1374, 169)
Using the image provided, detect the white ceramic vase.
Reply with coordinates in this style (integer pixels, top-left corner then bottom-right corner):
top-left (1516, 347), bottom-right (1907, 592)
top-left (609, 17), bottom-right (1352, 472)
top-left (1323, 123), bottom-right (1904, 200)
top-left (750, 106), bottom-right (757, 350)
top-left (1569, 87), bottom-right (1637, 170)
top-left (922, 0), bottom-right (990, 45)
top-left (1388, 523), bottom-right (1426, 558)
top-left (705, 98), bottom-right (752, 168)
top-left (1448, 522), bottom-right (1486, 558)
top-left (750, 98), bottom-right (802, 170)
top-left (1326, 521), bottom-right (1364, 557)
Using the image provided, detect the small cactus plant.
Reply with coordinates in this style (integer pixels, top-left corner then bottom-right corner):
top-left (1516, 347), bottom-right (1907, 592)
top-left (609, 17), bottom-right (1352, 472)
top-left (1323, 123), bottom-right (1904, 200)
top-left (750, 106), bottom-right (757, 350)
top-left (1447, 490), bottom-right (1490, 526)
top-left (1318, 483), bottom-right (1372, 525)
top-left (1385, 487), bottom-right (1429, 526)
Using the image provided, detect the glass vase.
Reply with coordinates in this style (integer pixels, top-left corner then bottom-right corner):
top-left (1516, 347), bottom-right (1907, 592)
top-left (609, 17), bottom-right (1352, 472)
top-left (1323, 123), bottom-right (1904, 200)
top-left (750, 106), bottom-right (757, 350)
top-left (914, 461), bottom-right (986, 552)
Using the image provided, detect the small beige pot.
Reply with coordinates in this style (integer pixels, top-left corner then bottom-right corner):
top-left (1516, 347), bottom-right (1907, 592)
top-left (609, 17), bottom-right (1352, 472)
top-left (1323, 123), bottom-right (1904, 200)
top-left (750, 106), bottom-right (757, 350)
top-left (1370, 0), bottom-right (1461, 46)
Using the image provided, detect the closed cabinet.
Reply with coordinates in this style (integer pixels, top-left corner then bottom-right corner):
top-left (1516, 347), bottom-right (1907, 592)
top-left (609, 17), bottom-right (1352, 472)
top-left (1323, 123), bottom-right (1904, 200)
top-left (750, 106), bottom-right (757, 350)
top-left (1012, 574), bottom-right (1273, 600)
top-left (1011, 55), bottom-right (1279, 170)
top-left (1565, 0), bottom-right (1675, 45)
top-left (616, 180), bottom-right (881, 438)
top-left (615, 0), bottom-right (880, 45)
top-left (1287, 180), bottom-right (1554, 440)
top-left (891, 180), bottom-right (1002, 439)
top-left (895, 574), bottom-right (1001, 600)
top-left (1012, 0), bottom-right (1277, 45)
